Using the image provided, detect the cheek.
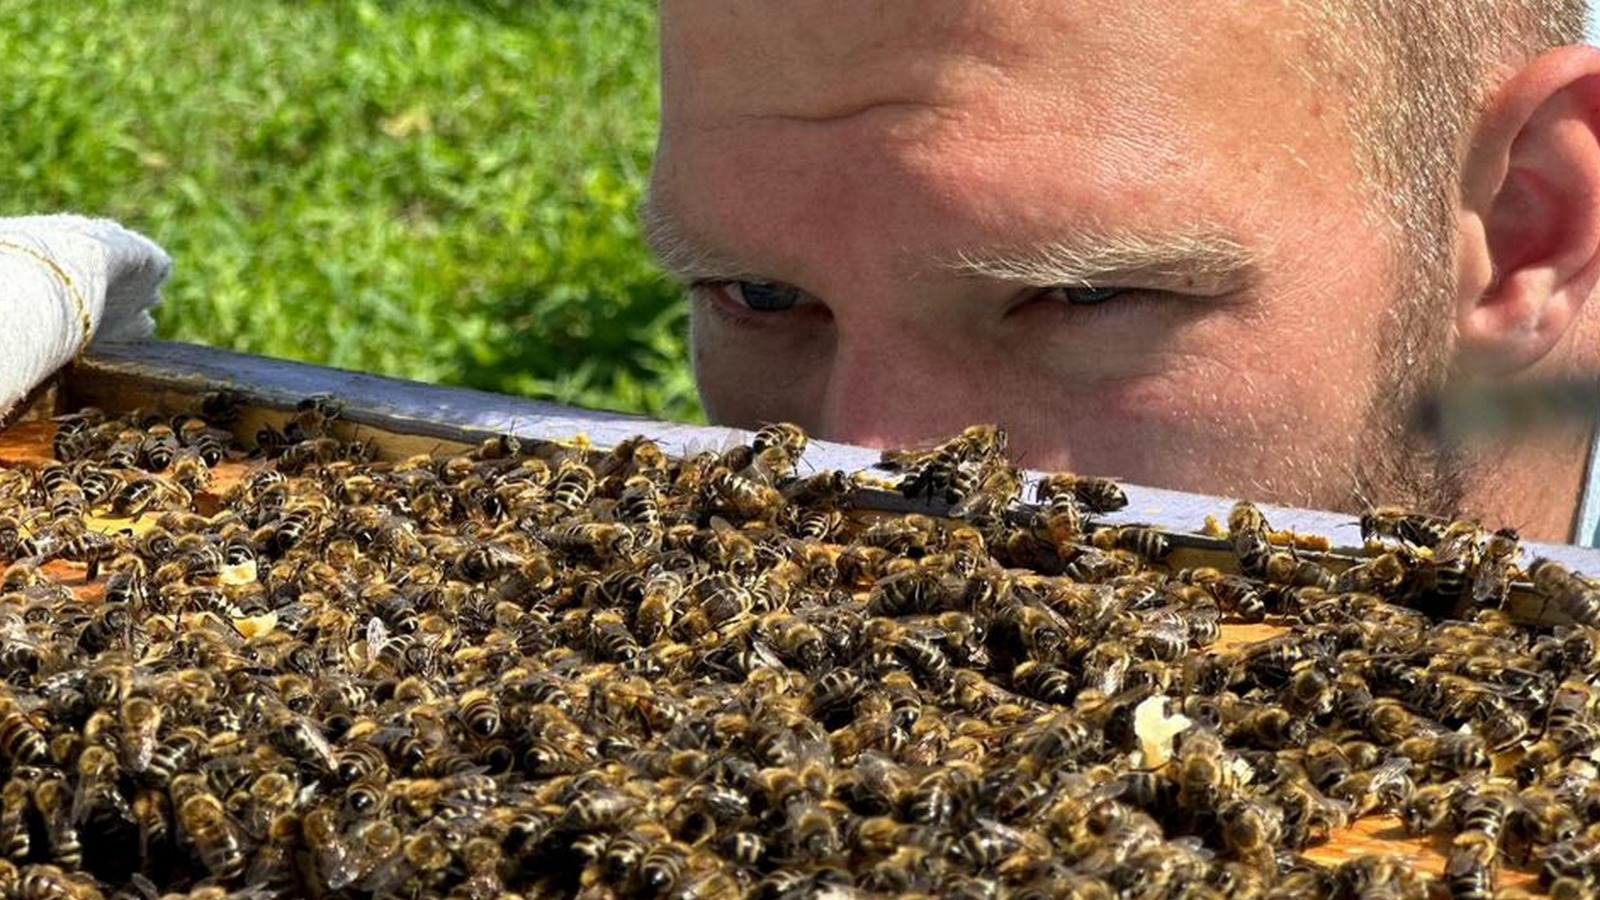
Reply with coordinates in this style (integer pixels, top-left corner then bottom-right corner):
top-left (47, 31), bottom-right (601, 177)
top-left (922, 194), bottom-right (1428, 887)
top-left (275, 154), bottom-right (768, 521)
top-left (689, 308), bottom-right (743, 423)
top-left (689, 307), bottom-right (830, 428)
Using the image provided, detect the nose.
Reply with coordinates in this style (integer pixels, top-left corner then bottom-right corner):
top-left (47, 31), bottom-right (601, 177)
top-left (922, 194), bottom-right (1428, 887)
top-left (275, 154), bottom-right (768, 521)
top-left (816, 323), bottom-right (990, 451)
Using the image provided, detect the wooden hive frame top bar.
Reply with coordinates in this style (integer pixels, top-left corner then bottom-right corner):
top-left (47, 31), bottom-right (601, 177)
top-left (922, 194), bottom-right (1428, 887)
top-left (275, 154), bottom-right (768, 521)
top-left (61, 340), bottom-right (1600, 595)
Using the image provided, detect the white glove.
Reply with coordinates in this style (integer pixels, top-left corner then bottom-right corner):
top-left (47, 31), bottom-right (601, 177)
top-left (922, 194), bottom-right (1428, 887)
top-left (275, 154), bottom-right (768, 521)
top-left (0, 215), bottom-right (171, 421)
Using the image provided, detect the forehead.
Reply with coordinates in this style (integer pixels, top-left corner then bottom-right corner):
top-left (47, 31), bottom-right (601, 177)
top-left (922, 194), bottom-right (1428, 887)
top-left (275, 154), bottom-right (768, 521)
top-left (652, 1), bottom-right (1361, 284)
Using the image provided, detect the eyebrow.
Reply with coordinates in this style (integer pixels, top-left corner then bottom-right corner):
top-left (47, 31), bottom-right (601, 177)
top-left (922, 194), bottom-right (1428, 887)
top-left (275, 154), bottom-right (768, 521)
top-left (640, 198), bottom-right (763, 284)
top-left (642, 196), bottom-right (1258, 294)
top-left (938, 228), bottom-right (1259, 293)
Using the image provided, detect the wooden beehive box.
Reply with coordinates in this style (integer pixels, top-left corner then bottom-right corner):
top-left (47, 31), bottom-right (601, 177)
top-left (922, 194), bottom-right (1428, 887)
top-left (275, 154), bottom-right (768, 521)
top-left (8, 338), bottom-right (1600, 895)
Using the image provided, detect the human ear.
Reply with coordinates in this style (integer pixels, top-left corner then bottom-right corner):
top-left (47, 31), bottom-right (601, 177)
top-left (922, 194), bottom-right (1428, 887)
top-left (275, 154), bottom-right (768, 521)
top-left (1456, 46), bottom-right (1600, 375)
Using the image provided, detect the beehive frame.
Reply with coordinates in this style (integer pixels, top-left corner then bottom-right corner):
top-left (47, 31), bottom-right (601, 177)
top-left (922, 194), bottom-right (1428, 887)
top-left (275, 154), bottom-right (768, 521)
top-left (50, 340), bottom-right (1600, 625)
top-left (2, 339), bottom-right (1594, 892)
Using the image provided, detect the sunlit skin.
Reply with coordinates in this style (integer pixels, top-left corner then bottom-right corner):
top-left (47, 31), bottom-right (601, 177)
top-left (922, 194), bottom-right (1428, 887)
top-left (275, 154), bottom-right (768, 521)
top-left (649, 2), bottom-right (1600, 541)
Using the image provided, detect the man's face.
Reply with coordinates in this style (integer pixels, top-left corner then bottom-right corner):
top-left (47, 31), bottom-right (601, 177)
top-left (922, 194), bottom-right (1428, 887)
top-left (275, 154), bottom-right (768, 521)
top-left (650, 1), bottom-right (1450, 509)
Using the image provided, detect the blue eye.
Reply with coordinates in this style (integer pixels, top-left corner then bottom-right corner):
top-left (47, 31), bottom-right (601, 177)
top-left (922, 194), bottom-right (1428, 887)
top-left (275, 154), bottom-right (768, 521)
top-left (1058, 286), bottom-right (1128, 306)
top-left (737, 282), bottom-right (801, 312)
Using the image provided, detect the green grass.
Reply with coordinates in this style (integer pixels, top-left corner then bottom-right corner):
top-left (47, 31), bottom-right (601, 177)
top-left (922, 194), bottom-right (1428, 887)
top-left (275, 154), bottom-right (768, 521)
top-left (0, 0), bottom-right (700, 421)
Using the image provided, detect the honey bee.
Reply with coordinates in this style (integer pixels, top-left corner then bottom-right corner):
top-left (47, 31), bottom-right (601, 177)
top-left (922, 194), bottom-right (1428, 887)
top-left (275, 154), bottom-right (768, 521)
top-left (1169, 729), bottom-right (1238, 811)
top-left (903, 763), bottom-right (980, 830)
top-left (949, 463), bottom-right (1024, 525)
top-left (1091, 526), bottom-right (1172, 562)
top-left (1443, 828), bottom-right (1498, 900)
top-left (546, 521), bottom-right (638, 566)
top-left (808, 668), bottom-right (865, 723)
top-left (835, 544), bottom-right (893, 588)
top-left (1530, 558), bottom-right (1600, 628)
top-left (285, 395), bottom-right (342, 443)
top-left (177, 416), bottom-right (228, 466)
top-left (1226, 501), bottom-right (1272, 572)
top-left (265, 703), bottom-right (338, 777)
top-left (275, 436), bottom-right (354, 475)
top-left (15, 864), bottom-right (104, 900)
top-left (1518, 721), bottom-right (1600, 785)
top-left (0, 696), bottom-right (50, 768)
top-left (112, 474), bottom-right (192, 520)
top-left (1272, 776), bottom-right (1349, 848)
top-left (45, 483), bottom-right (89, 523)
top-left (30, 776), bottom-right (80, 868)
top-left (791, 508), bottom-right (845, 542)
top-left (70, 744), bottom-right (128, 827)
top-left (1354, 697), bottom-right (1425, 746)
top-left (1, 560), bottom-right (50, 591)
top-left (139, 423), bottom-right (181, 471)
top-left (617, 474), bottom-right (663, 530)
top-left (1060, 545), bottom-right (1143, 583)
top-left (761, 608), bottom-right (825, 672)
top-left (330, 818), bottom-right (404, 891)
top-left (297, 805), bottom-right (351, 888)
top-left (693, 572), bottom-right (756, 632)
top-left (1334, 552), bottom-right (1408, 596)
top-left (1470, 527), bottom-right (1519, 607)
top-left (456, 688), bottom-right (502, 738)
top-left (110, 695), bottom-right (162, 776)
top-left (1010, 661), bottom-right (1077, 705)
top-left (752, 421), bottom-right (808, 458)
top-left (781, 469), bottom-right (854, 511)
top-left (593, 434), bottom-right (669, 484)
top-left (626, 840), bottom-right (686, 895)
top-left (705, 467), bottom-right (784, 522)
top-left (887, 428), bottom-right (992, 505)
top-left (716, 830), bottom-right (765, 868)
top-left (178, 789), bottom-right (246, 881)
top-left (136, 723), bottom-right (201, 785)
top-left (867, 567), bottom-right (950, 617)
top-left (559, 787), bottom-right (638, 832)
top-left (891, 630), bottom-right (954, 693)
top-left (691, 518), bottom-right (759, 576)
top-left (629, 569), bottom-right (686, 645)
top-left (1258, 551), bottom-right (1335, 591)
top-left (1360, 505), bottom-right (1450, 548)
top-left (1229, 704), bottom-right (1307, 751)
top-left (544, 458), bottom-right (597, 513)
top-left (104, 428), bottom-right (145, 469)
top-left (0, 775), bottom-right (31, 859)
top-left (1217, 797), bottom-right (1283, 868)
top-left (1035, 472), bottom-right (1128, 515)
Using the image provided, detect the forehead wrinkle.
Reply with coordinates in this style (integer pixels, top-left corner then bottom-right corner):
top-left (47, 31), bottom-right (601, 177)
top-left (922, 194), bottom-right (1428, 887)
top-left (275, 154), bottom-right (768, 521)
top-left (936, 228), bottom-right (1259, 290)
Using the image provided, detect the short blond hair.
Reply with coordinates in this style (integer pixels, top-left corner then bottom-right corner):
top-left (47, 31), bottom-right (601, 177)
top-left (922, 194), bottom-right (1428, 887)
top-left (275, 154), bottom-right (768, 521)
top-left (1284, 3), bottom-right (1586, 513)
top-left (1293, 2), bottom-right (1586, 267)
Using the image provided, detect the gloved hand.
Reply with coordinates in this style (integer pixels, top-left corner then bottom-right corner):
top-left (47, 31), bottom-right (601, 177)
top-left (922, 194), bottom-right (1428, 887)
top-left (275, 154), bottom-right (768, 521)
top-left (0, 215), bottom-right (171, 422)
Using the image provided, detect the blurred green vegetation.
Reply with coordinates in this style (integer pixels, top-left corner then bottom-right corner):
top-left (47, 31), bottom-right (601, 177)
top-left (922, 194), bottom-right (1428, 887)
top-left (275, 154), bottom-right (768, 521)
top-left (0, 0), bottom-right (701, 421)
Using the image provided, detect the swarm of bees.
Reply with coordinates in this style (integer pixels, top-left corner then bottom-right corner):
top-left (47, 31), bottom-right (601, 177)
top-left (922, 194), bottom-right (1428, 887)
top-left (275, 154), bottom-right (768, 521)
top-left (1, 402), bottom-right (1600, 899)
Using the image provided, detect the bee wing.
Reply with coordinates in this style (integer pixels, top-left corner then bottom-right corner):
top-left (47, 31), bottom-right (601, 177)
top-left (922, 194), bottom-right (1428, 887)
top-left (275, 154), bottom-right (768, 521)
top-left (947, 488), bottom-right (991, 520)
top-left (1470, 562), bottom-right (1508, 606)
top-left (69, 781), bottom-right (96, 826)
top-left (0, 615), bottom-right (36, 647)
top-left (243, 847), bottom-right (296, 895)
top-left (296, 713), bottom-right (340, 772)
top-left (70, 767), bottom-right (132, 827)
top-left (357, 846), bottom-right (411, 896)
top-left (1367, 755), bottom-right (1414, 785)
top-left (742, 635), bottom-right (787, 672)
top-left (873, 448), bottom-right (924, 471)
